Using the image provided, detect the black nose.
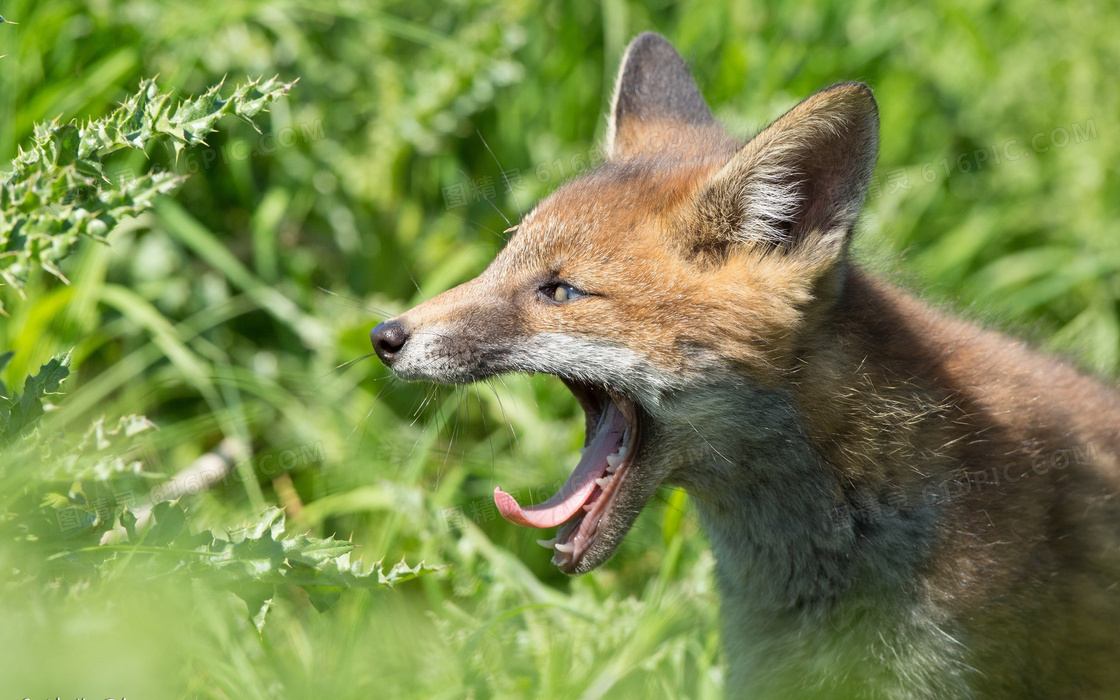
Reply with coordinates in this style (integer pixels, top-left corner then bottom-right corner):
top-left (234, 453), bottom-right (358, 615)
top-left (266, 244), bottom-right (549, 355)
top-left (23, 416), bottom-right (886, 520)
top-left (371, 320), bottom-right (409, 365)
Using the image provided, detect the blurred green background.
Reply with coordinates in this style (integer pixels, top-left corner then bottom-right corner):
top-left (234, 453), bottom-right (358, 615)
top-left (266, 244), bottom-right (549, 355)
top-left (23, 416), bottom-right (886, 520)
top-left (1, 0), bottom-right (1118, 698)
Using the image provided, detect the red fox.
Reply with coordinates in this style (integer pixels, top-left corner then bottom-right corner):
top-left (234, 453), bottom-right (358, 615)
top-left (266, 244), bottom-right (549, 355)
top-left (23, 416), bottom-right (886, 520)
top-left (372, 32), bottom-right (1120, 699)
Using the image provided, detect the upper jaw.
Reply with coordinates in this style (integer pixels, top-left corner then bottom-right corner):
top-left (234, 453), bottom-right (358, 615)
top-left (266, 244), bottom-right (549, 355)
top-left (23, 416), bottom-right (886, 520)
top-left (561, 379), bottom-right (639, 446)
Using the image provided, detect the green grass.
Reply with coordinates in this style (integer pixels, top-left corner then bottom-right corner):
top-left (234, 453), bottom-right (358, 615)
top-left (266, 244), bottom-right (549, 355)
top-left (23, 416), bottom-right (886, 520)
top-left (1, 1), bottom-right (1118, 698)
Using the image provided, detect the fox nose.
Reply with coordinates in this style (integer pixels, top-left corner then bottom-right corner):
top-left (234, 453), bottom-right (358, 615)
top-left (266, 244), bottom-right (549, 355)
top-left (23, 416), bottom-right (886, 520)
top-left (371, 320), bottom-right (409, 366)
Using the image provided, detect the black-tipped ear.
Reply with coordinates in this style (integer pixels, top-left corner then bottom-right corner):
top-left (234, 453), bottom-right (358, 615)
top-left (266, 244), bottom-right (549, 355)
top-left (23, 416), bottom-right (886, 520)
top-left (607, 32), bottom-right (714, 159)
top-left (691, 82), bottom-right (879, 267)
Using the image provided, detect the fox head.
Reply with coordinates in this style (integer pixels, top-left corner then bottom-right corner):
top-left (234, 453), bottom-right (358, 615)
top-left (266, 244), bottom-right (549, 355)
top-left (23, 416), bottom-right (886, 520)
top-left (372, 32), bottom-right (879, 574)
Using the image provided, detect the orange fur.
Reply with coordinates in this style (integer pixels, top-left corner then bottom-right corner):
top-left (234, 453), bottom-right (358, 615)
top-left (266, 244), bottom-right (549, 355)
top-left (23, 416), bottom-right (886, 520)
top-left (373, 32), bottom-right (1120, 699)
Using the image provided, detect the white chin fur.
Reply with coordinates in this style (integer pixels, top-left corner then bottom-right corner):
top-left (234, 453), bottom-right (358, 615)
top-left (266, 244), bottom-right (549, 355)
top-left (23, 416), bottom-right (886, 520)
top-left (508, 333), bottom-right (671, 407)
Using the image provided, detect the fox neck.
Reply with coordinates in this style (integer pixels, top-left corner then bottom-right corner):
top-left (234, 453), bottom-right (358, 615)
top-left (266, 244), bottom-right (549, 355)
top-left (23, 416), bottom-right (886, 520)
top-left (670, 276), bottom-right (934, 606)
top-left (665, 270), bottom-right (960, 683)
top-left (672, 393), bottom-right (857, 610)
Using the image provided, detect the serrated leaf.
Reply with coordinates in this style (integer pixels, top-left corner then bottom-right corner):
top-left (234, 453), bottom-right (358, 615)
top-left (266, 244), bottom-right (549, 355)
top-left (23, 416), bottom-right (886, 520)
top-left (378, 558), bottom-right (444, 587)
top-left (37, 412), bottom-right (158, 483)
top-left (228, 528), bottom-right (286, 578)
top-left (233, 583), bottom-right (275, 634)
top-left (38, 503), bottom-right (441, 629)
top-left (281, 534), bottom-right (355, 567)
top-left (0, 77), bottom-right (294, 294)
top-left (241, 505), bottom-right (286, 541)
top-left (145, 501), bottom-right (187, 546)
top-left (0, 354), bottom-right (70, 443)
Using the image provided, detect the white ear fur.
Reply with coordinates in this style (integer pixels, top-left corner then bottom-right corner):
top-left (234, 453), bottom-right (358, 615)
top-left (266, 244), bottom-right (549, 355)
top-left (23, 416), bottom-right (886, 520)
top-left (697, 83), bottom-right (879, 256)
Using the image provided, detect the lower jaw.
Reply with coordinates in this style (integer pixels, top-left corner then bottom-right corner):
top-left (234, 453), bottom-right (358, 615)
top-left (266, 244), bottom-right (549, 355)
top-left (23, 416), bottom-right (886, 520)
top-left (518, 381), bottom-right (646, 572)
top-left (551, 454), bottom-right (641, 572)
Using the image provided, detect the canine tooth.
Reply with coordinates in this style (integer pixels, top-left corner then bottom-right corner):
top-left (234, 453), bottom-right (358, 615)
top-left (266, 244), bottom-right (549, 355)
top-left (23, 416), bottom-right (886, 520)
top-left (554, 542), bottom-right (575, 554)
top-left (536, 537), bottom-right (559, 549)
top-left (552, 552), bottom-right (570, 567)
top-left (595, 476), bottom-right (613, 488)
top-left (579, 446), bottom-right (587, 455)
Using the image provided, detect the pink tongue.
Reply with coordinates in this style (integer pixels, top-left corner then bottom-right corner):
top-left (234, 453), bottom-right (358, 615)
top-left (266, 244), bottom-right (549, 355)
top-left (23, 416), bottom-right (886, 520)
top-left (494, 402), bottom-right (626, 528)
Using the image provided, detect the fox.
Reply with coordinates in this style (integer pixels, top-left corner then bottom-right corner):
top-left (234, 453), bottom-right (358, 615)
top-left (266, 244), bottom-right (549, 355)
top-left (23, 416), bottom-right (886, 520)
top-left (371, 32), bottom-right (1120, 699)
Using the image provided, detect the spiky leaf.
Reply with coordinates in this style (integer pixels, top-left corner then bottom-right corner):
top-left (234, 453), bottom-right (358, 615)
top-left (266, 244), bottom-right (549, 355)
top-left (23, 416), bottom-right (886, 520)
top-left (0, 354), bottom-right (70, 444)
top-left (0, 77), bottom-right (295, 312)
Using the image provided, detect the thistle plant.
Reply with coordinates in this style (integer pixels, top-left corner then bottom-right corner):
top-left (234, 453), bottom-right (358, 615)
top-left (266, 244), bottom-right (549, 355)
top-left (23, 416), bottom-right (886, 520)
top-left (0, 77), bottom-right (439, 629)
top-left (0, 77), bottom-right (294, 308)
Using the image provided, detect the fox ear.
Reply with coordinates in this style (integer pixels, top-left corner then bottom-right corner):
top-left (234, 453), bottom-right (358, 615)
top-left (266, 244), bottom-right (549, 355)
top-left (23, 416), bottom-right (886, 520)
top-left (692, 83), bottom-right (879, 268)
top-left (607, 32), bottom-right (714, 159)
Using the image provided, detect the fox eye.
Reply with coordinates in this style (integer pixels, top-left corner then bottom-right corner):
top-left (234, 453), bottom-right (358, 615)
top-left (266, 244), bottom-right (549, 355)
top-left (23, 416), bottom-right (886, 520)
top-left (540, 282), bottom-right (585, 304)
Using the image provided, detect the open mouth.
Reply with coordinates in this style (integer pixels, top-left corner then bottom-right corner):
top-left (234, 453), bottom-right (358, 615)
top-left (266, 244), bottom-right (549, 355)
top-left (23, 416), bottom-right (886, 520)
top-left (493, 379), bottom-right (640, 573)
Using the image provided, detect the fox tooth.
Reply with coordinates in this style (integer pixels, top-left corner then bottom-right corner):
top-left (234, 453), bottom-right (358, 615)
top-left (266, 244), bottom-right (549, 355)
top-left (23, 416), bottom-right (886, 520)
top-left (618, 443), bottom-right (628, 458)
top-left (579, 446), bottom-right (587, 455)
top-left (554, 542), bottom-right (575, 554)
top-left (536, 537), bottom-right (559, 549)
top-left (595, 476), bottom-right (613, 488)
top-left (606, 453), bottom-right (622, 469)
